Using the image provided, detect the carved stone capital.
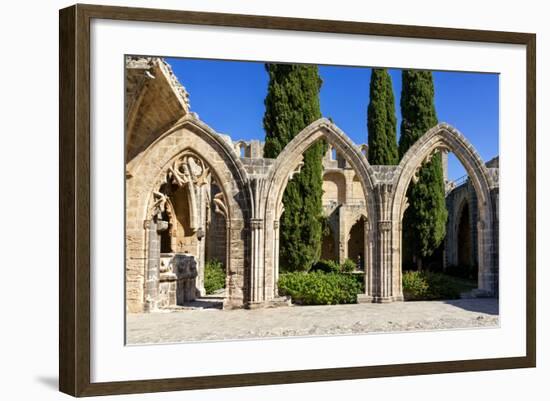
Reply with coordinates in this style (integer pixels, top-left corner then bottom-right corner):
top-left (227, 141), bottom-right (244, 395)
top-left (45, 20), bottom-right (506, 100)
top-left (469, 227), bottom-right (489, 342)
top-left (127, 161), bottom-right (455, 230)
top-left (156, 220), bottom-right (169, 232)
top-left (250, 218), bottom-right (264, 230)
top-left (378, 221), bottom-right (392, 232)
top-left (273, 220), bottom-right (280, 229)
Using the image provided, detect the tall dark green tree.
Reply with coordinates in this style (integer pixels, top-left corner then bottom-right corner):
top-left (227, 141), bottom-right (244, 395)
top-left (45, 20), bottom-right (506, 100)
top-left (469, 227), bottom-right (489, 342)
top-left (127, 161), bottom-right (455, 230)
top-left (263, 64), bottom-right (325, 271)
top-left (367, 69), bottom-right (398, 165)
top-left (399, 70), bottom-right (447, 269)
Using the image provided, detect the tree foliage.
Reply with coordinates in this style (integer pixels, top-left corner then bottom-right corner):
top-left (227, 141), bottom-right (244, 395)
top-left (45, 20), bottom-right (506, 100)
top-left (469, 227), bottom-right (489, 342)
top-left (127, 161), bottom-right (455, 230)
top-left (367, 69), bottom-right (398, 165)
top-left (399, 70), bottom-right (448, 268)
top-left (263, 64), bottom-right (325, 271)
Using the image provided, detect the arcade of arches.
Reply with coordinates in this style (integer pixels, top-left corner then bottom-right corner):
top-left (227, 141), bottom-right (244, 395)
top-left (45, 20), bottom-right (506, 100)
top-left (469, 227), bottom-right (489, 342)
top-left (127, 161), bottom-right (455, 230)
top-left (125, 57), bottom-right (500, 313)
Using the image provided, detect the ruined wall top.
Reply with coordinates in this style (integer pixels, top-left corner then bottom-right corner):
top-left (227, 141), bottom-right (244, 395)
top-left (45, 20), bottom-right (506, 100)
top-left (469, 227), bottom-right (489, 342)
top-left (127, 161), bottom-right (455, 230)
top-left (126, 56), bottom-right (190, 111)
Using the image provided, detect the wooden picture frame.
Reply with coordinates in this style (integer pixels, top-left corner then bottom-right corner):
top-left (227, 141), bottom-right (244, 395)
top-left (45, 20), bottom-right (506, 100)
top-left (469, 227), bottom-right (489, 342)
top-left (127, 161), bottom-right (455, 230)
top-left (59, 3), bottom-right (536, 397)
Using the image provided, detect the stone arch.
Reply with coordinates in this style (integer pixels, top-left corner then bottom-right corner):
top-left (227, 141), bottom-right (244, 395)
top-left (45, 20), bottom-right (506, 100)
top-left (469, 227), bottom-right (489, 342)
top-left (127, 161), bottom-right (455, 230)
top-left (125, 115), bottom-right (252, 312)
top-left (258, 118), bottom-right (377, 303)
top-left (392, 123), bottom-right (497, 295)
top-left (322, 170), bottom-right (347, 205)
top-left (235, 140), bottom-right (250, 158)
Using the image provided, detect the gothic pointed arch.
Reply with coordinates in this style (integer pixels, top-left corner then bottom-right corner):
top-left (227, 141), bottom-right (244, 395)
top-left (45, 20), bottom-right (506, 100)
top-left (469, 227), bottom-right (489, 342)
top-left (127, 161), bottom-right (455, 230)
top-left (264, 118), bottom-right (376, 222)
top-left (392, 123), bottom-right (498, 294)
top-left (252, 118), bottom-right (377, 303)
top-left (125, 114), bottom-right (252, 312)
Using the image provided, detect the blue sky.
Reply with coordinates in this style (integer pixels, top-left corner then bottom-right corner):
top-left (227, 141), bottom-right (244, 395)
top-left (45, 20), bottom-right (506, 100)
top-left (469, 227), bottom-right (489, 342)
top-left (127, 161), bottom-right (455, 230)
top-left (166, 57), bottom-right (499, 181)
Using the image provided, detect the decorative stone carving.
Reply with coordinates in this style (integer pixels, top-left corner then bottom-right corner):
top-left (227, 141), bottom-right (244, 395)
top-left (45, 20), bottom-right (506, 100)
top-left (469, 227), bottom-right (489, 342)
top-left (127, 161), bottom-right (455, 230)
top-left (288, 161), bottom-right (304, 181)
top-left (151, 191), bottom-right (169, 219)
top-left (168, 153), bottom-right (209, 187)
top-left (213, 192), bottom-right (228, 219)
top-left (378, 221), bottom-right (392, 231)
top-left (156, 220), bottom-right (169, 232)
top-left (250, 219), bottom-right (263, 230)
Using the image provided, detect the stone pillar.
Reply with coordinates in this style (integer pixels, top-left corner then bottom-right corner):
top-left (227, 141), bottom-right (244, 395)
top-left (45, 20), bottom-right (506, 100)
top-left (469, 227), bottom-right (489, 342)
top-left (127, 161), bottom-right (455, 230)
top-left (344, 170), bottom-right (354, 204)
top-left (273, 220), bottom-right (280, 297)
top-left (476, 216), bottom-right (497, 297)
top-left (224, 220), bottom-right (245, 309)
top-left (492, 189), bottom-right (499, 296)
top-left (338, 207), bottom-right (347, 264)
top-left (195, 185), bottom-right (207, 296)
top-left (249, 218), bottom-right (265, 304)
top-left (358, 219), bottom-right (374, 303)
top-left (358, 182), bottom-right (403, 303)
top-left (143, 219), bottom-right (168, 312)
top-left (376, 220), bottom-right (394, 302)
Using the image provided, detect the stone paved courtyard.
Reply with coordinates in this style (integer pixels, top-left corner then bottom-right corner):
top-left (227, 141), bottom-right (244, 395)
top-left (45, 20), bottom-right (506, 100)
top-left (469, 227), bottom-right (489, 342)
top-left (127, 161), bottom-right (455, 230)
top-left (126, 298), bottom-right (499, 344)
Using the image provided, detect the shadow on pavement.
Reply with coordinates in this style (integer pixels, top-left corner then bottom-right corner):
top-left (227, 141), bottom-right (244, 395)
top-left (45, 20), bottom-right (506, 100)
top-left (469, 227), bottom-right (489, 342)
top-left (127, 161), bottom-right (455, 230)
top-left (443, 298), bottom-right (499, 315)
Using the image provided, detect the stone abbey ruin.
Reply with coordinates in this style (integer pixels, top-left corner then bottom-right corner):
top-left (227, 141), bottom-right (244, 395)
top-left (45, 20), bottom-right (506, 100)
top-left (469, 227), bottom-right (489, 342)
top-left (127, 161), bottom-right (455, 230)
top-left (125, 57), bottom-right (499, 313)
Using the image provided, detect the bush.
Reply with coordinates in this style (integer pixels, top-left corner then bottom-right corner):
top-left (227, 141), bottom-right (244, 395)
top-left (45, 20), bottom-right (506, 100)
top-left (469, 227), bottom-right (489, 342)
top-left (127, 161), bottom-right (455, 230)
top-left (278, 271), bottom-right (362, 305)
top-left (311, 259), bottom-right (340, 273)
top-left (311, 258), bottom-right (358, 273)
top-left (402, 271), bottom-right (476, 301)
top-left (340, 258), bottom-right (357, 273)
top-left (402, 271), bottom-right (430, 300)
top-left (204, 259), bottom-right (225, 295)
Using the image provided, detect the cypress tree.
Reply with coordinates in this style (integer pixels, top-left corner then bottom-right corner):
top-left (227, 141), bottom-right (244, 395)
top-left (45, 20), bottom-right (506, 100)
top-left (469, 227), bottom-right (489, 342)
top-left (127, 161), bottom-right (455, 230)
top-left (367, 69), bottom-right (398, 165)
top-left (263, 64), bottom-right (325, 271)
top-left (399, 70), bottom-right (447, 269)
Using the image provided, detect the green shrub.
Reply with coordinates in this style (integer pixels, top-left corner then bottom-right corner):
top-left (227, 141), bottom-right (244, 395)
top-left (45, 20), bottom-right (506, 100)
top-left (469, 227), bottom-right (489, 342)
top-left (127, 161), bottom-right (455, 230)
top-left (278, 271), bottom-right (362, 305)
top-left (402, 271), bottom-right (430, 300)
top-left (402, 271), bottom-right (476, 301)
top-left (311, 259), bottom-right (340, 273)
top-left (340, 258), bottom-right (357, 273)
top-left (204, 259), bottom-right (225, 294)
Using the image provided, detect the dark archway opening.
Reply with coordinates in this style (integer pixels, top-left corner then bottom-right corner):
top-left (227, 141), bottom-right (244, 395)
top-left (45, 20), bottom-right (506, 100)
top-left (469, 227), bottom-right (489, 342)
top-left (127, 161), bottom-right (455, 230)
top-left (320, 224), bottom-right (337, 262)
top-left (458, 202), bottom-right (472, 267)
top-left (455, 201), bottom-right (478, 280)
top-left (347, 216), bottom-right (366, 270)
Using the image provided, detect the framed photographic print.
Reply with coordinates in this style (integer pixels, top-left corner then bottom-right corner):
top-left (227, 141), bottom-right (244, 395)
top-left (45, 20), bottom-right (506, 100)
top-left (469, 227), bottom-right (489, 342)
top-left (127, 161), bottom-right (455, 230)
top-left (59, 3), bottom-right (536, 397)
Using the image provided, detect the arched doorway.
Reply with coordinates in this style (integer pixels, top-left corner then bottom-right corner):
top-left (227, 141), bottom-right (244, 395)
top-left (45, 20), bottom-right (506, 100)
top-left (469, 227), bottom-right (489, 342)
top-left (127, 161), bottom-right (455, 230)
top-left (125, 117), bottom-right (251, 312)
top-left (321, 224), bottom-right (337, 262)
top-left (347, 216), bottom-right (367, 269)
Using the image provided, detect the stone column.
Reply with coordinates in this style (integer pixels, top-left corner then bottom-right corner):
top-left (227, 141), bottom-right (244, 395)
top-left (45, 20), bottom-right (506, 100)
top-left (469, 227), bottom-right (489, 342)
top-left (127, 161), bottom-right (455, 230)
top-left (225, 220), bottom-right (245, 309)
top-left (195, 184), bottom-right (207, 296)
top-left (344, 170), bottom-right (354, 204)
top-left (143, 219), bottom-right (168, 312)
top-left (376, 220), bottom-right (394, 302)
top-left (476, 217), bottom-right (497, 297)
top-left (273, 220), bottom-right (280, 297)
top-left (249, 218), bottom-right (265, 304)
top-left (338, 207), bottom-right (347, 264)
top-left (358, 218), bottom-right (374, 303)
top-left (358, 182), bottom-right (403, 303)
